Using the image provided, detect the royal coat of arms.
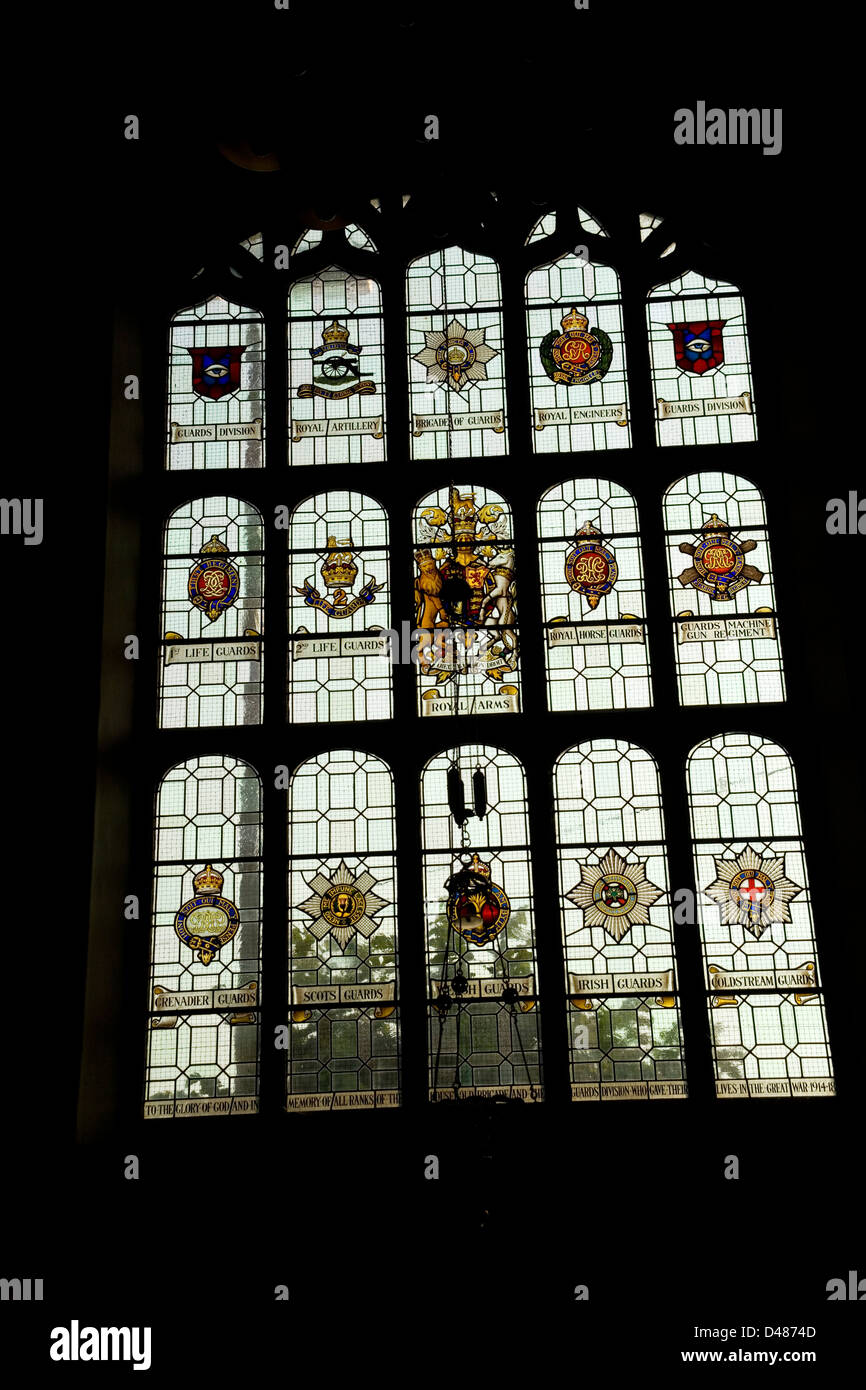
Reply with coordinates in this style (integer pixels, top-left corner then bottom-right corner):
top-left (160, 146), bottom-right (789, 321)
top-left (187, 346), bottom-right (248, 401)
top-left (174, 865), bottom-right (240, 966)
top-left (413, 487), bottom-right (517, 684)
top-left (666, 320), bottom-right (726, 374)
top-left (294, 536), bottom-right (383, 620)
top-left (564, 521), bottom-right (618, 610)
top-left (677, 514), bottom-right (764, 601)
top-left (539, 307), bottom-right (613, 386)
top-left (188, 534), bottom-right (241, 622)
top-left (296, 321), bottom-right (377, 400)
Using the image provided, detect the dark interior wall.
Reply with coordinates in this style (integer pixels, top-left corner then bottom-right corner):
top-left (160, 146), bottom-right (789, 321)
top-left (5, 6), bottom-right (861, 1369)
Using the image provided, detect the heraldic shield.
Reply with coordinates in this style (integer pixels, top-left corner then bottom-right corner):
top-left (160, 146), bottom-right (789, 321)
top-left (666, 320), bottom-right (726, 374)
top-left (187, 345), bottom-right (248, 400)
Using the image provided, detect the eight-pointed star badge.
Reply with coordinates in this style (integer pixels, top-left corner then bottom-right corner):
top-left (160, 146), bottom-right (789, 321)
top-left (412, 318), bottom-right (499, 392)
top-left (297, 860), bottom-right (390, 950)
top-left (565, 849), bottom-right (664, 943)
top-left (703, 846), bottom-right (802, 939)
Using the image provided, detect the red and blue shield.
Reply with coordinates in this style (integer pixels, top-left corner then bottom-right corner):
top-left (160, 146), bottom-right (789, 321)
top-left (666, 320), bottom-right (726, 375)
top-left (187, 345), bottom-right (248, 400)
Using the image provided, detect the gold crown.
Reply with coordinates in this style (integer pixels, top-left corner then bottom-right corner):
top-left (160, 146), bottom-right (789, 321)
top-left (577, 520), bottom-right (601, 537)
top-left (322, 320), bottom-right (350, 345)
top-left (701, 514), bottom-right (730, 535)
top-left (193, 864), bottom-right (224, 895)
top-left (200, 534), bottom-right (229, 554)
top-left (470, 854), bottom-right (490, 878)
top-left (415, 547), bottom-right (435, 564)
top-left (561, 306), bottom-right (589, 334)
top-left (321, 536), bottom-right (358, 589)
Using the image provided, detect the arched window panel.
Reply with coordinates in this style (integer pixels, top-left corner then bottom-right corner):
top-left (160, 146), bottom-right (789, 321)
top-left (166, 295), bottom-right (264, 470)
top-left (538, 479), bottom-right (652, 712)
top-left (145, 757), bottom-right (262, 1119)
top-left (421, 746), bottom-right (542, 1103)
top-left (288, 265), bottom-right (386, 466)
top-left (648, 270), bottom-right (756, 447)
top-left (287, 751), bottom-right (399, 1110)
top-left (287, 491), bottom-right (391, 723)
top-left (687, 733), bottom-right (833, 1099)
top-left (407, 245), bottom-right (507, 460)
top-left (526, 212), bottom-right (556, 244)
top-left (159, 496), bottom-right (264, 729)
top-left (413, 485), bottom-right (519, 717)
top-left (526, 249), bottom-right (631, 452)
top-left (554, 741), bottom-right (686, 1101)
top-left (664, 472), bottom-right (784, 706)
top-left (239, 232), bottom-right (263, 260)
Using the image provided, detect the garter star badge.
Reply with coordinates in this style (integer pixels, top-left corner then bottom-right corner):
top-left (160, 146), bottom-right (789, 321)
top-left (564, 521), bottom-right (618, 609)
top-left (446, 854), bottom-right (511, 946)
top-left (565, 849), bottom-right (664, 943)
top-left (187, 345), bottom-right (248, 401)
top-left (297, 860), bottom-right (390, 950)
top-left (677, 514), bottom-right (764, 602)
top-left (412, 318), bottom-right (499, 393)
top-left (540, 307), bottom-right (613, 386)
top-left (188, 534), bottom-right (241, 622)
top-left (174, 865), bottom-right (240, 966)
top-left (703, 847), bottom-right (802, 939)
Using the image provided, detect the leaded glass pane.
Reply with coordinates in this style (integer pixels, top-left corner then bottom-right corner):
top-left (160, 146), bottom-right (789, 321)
top-left (407, 245), bottom-right (507, 459)
top-left (145, 757), bottom-right (262, 1117)
top-left (664, 472), bottom-right (784, 706)
top-left (287, 751), bottom-right (400, 1110)
top-left (288, 265), bottom-right (386, 465)
top-left (287, 491), bottom-right (392, 722)
top-left (160, 496), bottom-right (264, 729)
top-left (647, 269), bottom-right (757, 446)
top-left (554, 740), bottom-right (686, 1100)
top-left (422, 746), bottom-right (542, 1103)
top-left (538, 479), bottom-right (651, 711)
top-left (413, 485), bottom-right (519, 717)
top-left (687, 733), bottom-right (833, 1099)
top-left (166, 295), bottom-right (264, 470)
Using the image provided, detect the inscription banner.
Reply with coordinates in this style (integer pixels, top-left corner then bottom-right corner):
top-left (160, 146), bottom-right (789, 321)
top-left (708, 965), bottom-right (816, 991)
top-left (170, 419), bottom-right (262, 443)
top-left (568, 971), bottom-right (676, 996)
top-left (657, 392), bottom-right (752, 419)
top-left (291, 416), bottom-right (384, 442)
top-left (431, 976), bottom-right (535, 1000)
top-left (164, 639), bottom-right (261, 666)
top-left (677, 615), bottom-right (776, 643)
top-left (152, 985), bottom-right (257, 1013)
top-left (292, 634), bottom-right (390, 660)
top-left (291, 982), bottom-right (396, 1006)
top-left (412, 409), bottom-right (504, 436)
top-left (144, 1096), bottom-right (259, 1118)
top-left (286, 1090), bottom-right (400, 1111)
top-left (572, 1081), bottom-right (687, 1101)
top-left (429, 1085), bottom-right (541, 1103)
top-left (716, 1078), bottom-right (835, 1098)
top-left (548, 623), bottom-right (645, 647)
top-left (534, 403), bottom-right (628, 429)
top-left (421, 692), bottom-right (519, 716)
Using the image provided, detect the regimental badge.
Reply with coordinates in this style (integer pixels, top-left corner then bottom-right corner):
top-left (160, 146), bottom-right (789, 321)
top-left (297, 860), bottom-right (390, 950)
top-left (539, 307), bottom-right (613, 386)
top-left (412, 318), bottom-right (499, 393)
top-left (174, 865), bottom-right (240, 966)
top-left (703, 847), bottom-right (803, 940)
top-left (564, 521), bottom-right (618, 610)
top-left (677, 514), bottom-right (764, 602)
top-left (188, 534), bottom-right (241, 622)
top-left (296, 321), bottom-right (377, 400)
top-left (294, 536), bottom-right (383, 620)
top-left (187, 346), bottom-right (248, 401)
top-left (565, 849), bottom-right (664, 943)
top-left (446, 854), bottom-right (511, 947)
top-left (666, 320), bottom-right (726, 375)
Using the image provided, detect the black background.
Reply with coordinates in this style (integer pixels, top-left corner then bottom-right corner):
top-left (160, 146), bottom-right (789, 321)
top-left (3, 1), bottom-right (862, 1374)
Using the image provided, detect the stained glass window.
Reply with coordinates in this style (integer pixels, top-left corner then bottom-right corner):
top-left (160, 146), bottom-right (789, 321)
top-left (407, 245), bottom-right (507, 459)
top-left (648, 269), bottom-right (756, 447)
top-left (664, 471), bottom-right (784, 706)
top-left (412, 484), bottom-right (519, 717)
top-left (166, 294), bottom-right (264, 470)
top-left (145, 756), bottom-right (262, 1118)
top-left (526, 239), bottom-right (631, 452)
top-left (538, 478), bottom-right (652, 711)
top-left (422, 745), bottom-right (542, 1103)
top-left (159, 496), bottom-right (264, 729)
top-left (287, 490), bottom-right (392, 722)
top-left (687, 733), bottom-right (833, 1099)
top-left (239, 231), bottom-right (263, 261)
top-left (288, 265), bottom-right (386, 465)
top-left (287, 750), bottom-right (400, 1110)
top-left (554, 741), bottom-right (687, 1100)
